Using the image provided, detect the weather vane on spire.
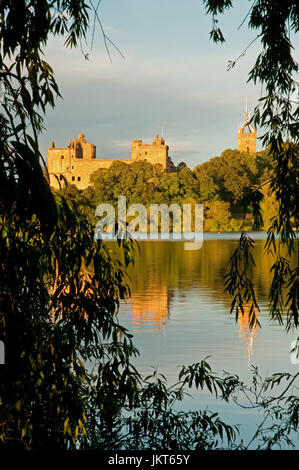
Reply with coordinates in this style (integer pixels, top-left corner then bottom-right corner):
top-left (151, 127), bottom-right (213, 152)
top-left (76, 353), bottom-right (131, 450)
top-left (241, 96), bottom-right (254, 132)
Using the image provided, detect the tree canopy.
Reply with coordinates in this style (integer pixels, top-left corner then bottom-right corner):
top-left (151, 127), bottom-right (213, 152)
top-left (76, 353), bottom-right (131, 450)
top-left (81, 148), bottom-right (273, 232)
top-left (194, 148), bottom-right (272, 204)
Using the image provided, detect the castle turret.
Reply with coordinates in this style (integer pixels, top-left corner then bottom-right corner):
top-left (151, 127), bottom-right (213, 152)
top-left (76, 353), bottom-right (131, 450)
top-left (130, 134), bottom-right (174, 169)
top-left (71, 133), bottom-right (96, 159)
top-left (131, 140), bottom-right (142, 161)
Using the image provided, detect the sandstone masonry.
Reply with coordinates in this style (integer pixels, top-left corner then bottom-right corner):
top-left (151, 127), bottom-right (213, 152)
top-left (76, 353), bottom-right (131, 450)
top-left (48, 133), bottom-right (175, 190)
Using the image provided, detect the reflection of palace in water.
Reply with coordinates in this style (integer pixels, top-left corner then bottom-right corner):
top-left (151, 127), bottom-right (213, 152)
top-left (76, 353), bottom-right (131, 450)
top-left (130, 281), bottom-right (259, 363)
top-left (238, 304), bottom-right (259, 363)
top-left (129, 281), bottom-right (259, 361)
top-left (124, 241), bottom-right (265, 358)
top-left (130, 285), bottom-right (170, 333)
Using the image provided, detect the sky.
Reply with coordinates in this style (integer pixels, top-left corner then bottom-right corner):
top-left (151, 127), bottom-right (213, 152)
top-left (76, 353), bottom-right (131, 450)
top-left (39, 0), bottom-right (295, 168)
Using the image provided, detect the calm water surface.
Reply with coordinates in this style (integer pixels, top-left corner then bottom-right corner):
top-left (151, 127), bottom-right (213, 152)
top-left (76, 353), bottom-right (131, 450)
top-left (116, 235), bottom-right (298, 448)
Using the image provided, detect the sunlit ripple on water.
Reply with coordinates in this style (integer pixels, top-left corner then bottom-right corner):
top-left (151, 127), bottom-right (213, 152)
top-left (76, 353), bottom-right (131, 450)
top-left (117, 238), bottom-right (298, 448)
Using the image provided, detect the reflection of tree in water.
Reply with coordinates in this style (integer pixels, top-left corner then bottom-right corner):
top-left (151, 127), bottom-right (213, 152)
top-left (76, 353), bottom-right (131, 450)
top-left (126, 239), bottom-right (295, 302)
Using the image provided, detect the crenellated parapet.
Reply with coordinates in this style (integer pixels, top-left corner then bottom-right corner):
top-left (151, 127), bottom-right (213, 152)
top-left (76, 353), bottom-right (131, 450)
top-left (48, 133), bottom-right (175, 189)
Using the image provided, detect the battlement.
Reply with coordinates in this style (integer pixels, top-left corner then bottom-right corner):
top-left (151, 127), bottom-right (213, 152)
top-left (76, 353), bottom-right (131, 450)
top-left (48, 133), bottom-right (174, 189)
top-left (131, 134), bottom-right (170, 166)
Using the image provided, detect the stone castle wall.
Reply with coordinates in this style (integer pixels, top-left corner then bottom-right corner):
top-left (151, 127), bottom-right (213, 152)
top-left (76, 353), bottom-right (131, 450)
top-left (48, 133), bottom-right (174, 190)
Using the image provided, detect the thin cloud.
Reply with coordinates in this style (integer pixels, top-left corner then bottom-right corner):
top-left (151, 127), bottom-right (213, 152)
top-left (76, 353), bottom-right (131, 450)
top-left (41, 34), bottom-right (260, 167)
top-left (112, 139), bottom-right (131, 150)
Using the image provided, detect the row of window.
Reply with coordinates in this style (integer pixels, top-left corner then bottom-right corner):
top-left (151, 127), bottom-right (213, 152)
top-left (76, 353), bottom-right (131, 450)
top-left (59, 175), bottom-right (81, 181)
top-left (60, 164), bottom-right (74, 170)
top-left (64, 166), bottom-right (74, 170)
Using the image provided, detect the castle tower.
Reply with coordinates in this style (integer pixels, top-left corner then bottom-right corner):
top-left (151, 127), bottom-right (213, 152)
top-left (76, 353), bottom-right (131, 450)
top-left (130, 133), bottom-right (174, 170)
top-left (237, 98), bottom-right (257, 153)
top-left (48, 132), bottom-right (174, 190)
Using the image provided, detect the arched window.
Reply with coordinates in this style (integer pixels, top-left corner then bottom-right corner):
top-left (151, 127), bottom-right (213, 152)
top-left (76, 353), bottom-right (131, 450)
top-left (61, 155), bottom-right (64, 159)
top-left (77, 176), bottom-right (81, 181)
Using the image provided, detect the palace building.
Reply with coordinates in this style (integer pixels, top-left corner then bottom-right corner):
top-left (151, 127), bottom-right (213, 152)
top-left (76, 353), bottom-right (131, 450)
top-left (48, 133), bottom-right (175, 190)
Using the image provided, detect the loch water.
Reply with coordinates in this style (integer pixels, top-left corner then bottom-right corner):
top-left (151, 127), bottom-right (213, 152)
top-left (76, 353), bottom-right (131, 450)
top-left (116, 234), bottom-right (299, 448)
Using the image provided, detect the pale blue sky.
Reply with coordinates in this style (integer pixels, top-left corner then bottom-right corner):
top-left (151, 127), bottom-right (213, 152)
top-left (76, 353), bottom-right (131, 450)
top-left (40, 0), bottom-right (297, 168)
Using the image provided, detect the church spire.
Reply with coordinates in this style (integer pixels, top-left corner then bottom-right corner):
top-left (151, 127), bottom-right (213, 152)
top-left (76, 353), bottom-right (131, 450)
top-left (240, 96), bottom-right (254, 132)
